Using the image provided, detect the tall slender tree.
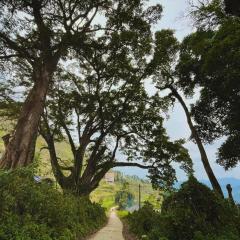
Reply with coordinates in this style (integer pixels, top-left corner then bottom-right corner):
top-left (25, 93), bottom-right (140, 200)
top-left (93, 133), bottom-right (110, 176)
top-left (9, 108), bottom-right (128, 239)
top-left (180, 1), bottom-right (240, 173)
top-left (148, 29), bottom-right (223, 197)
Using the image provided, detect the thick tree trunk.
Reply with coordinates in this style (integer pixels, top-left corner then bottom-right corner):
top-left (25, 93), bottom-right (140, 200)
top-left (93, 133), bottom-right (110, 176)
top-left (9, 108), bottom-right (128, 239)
top-left (169, 86), bottom-right (224, 198)
top-left (0, 66), bottom-right (52, 169)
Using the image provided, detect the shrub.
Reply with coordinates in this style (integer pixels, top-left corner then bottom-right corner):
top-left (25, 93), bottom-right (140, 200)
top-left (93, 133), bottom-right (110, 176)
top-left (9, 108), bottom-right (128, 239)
top-left (0, 167), bottom-right (107, 240)
top-left (127, 176), bottom-right (240, 240)
top-left (127, 202), bottom-right (159, 237)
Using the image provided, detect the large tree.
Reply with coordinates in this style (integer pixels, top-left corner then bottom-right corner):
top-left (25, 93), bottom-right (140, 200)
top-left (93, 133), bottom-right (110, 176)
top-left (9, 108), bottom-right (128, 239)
top-left (178, 1), bottom-right (240, 172)
top-left (148, 29), bottom-right (223, 197)
top-left (0, 0), bottom-right (162, 169)
top-left (38, 41), bottom-right (192, 196)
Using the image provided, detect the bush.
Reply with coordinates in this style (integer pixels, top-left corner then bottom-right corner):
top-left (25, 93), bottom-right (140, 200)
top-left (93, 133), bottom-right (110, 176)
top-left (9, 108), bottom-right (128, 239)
top-left (127, 176), bottom-right (240, 240)
top-left (0, 167), bottom-right (107, 240)
top-left (127, 202), bottom-right (159, 237)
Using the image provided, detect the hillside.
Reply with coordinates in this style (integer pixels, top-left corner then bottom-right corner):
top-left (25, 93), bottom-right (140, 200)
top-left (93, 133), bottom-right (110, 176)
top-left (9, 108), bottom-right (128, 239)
top-left (0, 130), bottom-right (160, 209)
top-left (0, 128), bottom-right (73, 178)
top-left (2, 131), bottom-right (240, 205)
top-left (91, 172), bottom-right (161, 210)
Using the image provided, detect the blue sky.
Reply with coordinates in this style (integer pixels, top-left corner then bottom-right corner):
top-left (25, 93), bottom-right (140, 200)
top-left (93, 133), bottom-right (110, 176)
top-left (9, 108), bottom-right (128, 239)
top-left (117, 0), bottom-right (240, 181)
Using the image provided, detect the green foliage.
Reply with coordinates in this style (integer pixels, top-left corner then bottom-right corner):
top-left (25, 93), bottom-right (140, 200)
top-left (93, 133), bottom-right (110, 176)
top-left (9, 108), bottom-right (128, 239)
top-left (190, 0), bottom-right (226, 29)
top-left (40, 32), bottom-right (193, 193)
top-left (0, 0), bottom-right (164, 171)
top-left (177, 1), bottom-right (240, 170)
top-left (115, 182), bottom-right (135, 210)
top-left (0, 167), bottom-right (107, 240)
top-left (127, 177), bottom-right (240, 240)
top-left (161, 176), bottom-right (240, 240)
top-left (0, 0), bottom-right (192, 192)
top-left (117, 210), bottom-right (129, 219)
top-left (91, 173), bottom-right (160, 210)
top-left (128, 202), bottom-right (159, 237)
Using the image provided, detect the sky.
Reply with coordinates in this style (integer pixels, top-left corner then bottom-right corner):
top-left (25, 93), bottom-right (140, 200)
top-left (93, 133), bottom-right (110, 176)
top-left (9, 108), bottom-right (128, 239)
top-left (117, 0), bottom-right (240, 181)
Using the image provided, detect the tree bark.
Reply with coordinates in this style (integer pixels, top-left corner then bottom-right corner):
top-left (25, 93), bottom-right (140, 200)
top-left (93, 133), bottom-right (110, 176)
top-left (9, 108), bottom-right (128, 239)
top-left (226, 184), bottom-right (235, 205)
top-left (169, 86), bottom-right (224, 198)
top-left (2, 134), bottom-right (10, 148)
top-left (0, 65), bottom-right (54, 169)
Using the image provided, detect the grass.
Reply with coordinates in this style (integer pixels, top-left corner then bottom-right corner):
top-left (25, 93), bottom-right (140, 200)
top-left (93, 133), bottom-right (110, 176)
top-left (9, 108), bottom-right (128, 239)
top-left (117, 210), bottom-right (129, 218)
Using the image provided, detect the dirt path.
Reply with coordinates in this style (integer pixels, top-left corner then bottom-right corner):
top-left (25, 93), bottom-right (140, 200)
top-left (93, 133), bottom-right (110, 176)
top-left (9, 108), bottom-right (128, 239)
top-left (88, 208), bottom-right (124, 240)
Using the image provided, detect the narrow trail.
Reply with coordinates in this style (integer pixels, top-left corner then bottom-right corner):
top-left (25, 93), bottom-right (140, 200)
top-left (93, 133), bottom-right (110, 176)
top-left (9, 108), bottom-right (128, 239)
top-left (88, 208), bottom-right (124, 240)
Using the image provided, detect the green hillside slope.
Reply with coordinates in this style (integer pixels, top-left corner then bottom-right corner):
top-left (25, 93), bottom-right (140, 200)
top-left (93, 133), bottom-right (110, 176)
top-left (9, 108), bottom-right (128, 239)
top-left (91, 173), bottom-right (161, 211)
top-left (0, 129), bottom-right (161, 210)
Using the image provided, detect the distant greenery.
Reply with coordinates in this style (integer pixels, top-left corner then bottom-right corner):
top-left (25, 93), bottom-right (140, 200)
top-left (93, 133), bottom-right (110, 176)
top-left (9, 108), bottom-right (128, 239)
top-left (0, 167), bottom-right (107, 240)
top-left (0, 128), bottom-right (162, 212)
top-left (127, 177), bottom-right (240, 240)
top-left (90, 172), bottom-right (161, 211)
top-left (117, 210), bottom-right (129, 219)
top-left (115, 182), bottom-right (135, 210)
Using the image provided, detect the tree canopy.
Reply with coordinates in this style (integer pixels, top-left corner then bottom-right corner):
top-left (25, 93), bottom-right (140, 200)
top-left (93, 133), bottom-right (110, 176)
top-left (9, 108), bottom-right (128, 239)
top-left (177, 2), bottom-right (240, 171)
top-left (38, 40), bottom-right (192, 195)
top-left (0, 0), bottom-right (162, 168)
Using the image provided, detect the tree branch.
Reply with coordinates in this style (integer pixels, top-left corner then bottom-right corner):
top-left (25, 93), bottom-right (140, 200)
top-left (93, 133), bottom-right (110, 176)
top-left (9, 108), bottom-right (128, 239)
top-left (0, 33), bottom-right (33, 62)
top-left (31, 0), bottom-right (51, 53)
top-left (113, 162), bottom-right (153, 169)
top-left (57, 104), bottom-right (76, 154)
top-left (0, 54), bottom-right (20, 60)
top-left (109, 136), bottom-right (121, 162)
top-left (39, 113), bottom-right (68, 186)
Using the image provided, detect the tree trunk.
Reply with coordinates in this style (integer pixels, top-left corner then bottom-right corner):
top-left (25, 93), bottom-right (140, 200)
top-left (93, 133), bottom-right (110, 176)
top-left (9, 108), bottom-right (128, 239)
top-left (226, 184), bottom-right (235, 205)
top-left (169, 86), bottom-right (224, 198)
top-left (0, 66), bottom-right (53, 169)
top-left (2, 134), bottom-right (10, 148)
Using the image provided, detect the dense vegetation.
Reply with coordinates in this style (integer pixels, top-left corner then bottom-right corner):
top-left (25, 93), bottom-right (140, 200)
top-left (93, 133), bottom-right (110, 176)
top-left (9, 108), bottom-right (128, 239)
top-left (0, 167), bottom-right (106, 240)
top-left (0, 0), bottom-right (193, 197)
top-left (0, 0), bottom-right (162, 169)
top-left (178, 5), bottom-right (240, 172)
top-left (91, 172), bottom-right (161, 210)
top-left (0, 0), bottom-right (239, 239)
top-left (115, 181), bottom-right (135, 210)
top-left (127, 177), bottom-right (240, 240)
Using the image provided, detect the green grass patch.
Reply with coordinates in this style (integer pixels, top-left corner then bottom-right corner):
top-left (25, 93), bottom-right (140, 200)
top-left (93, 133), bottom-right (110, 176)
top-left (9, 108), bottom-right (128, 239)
top-left (117, 210), bottom-right (129, 219)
